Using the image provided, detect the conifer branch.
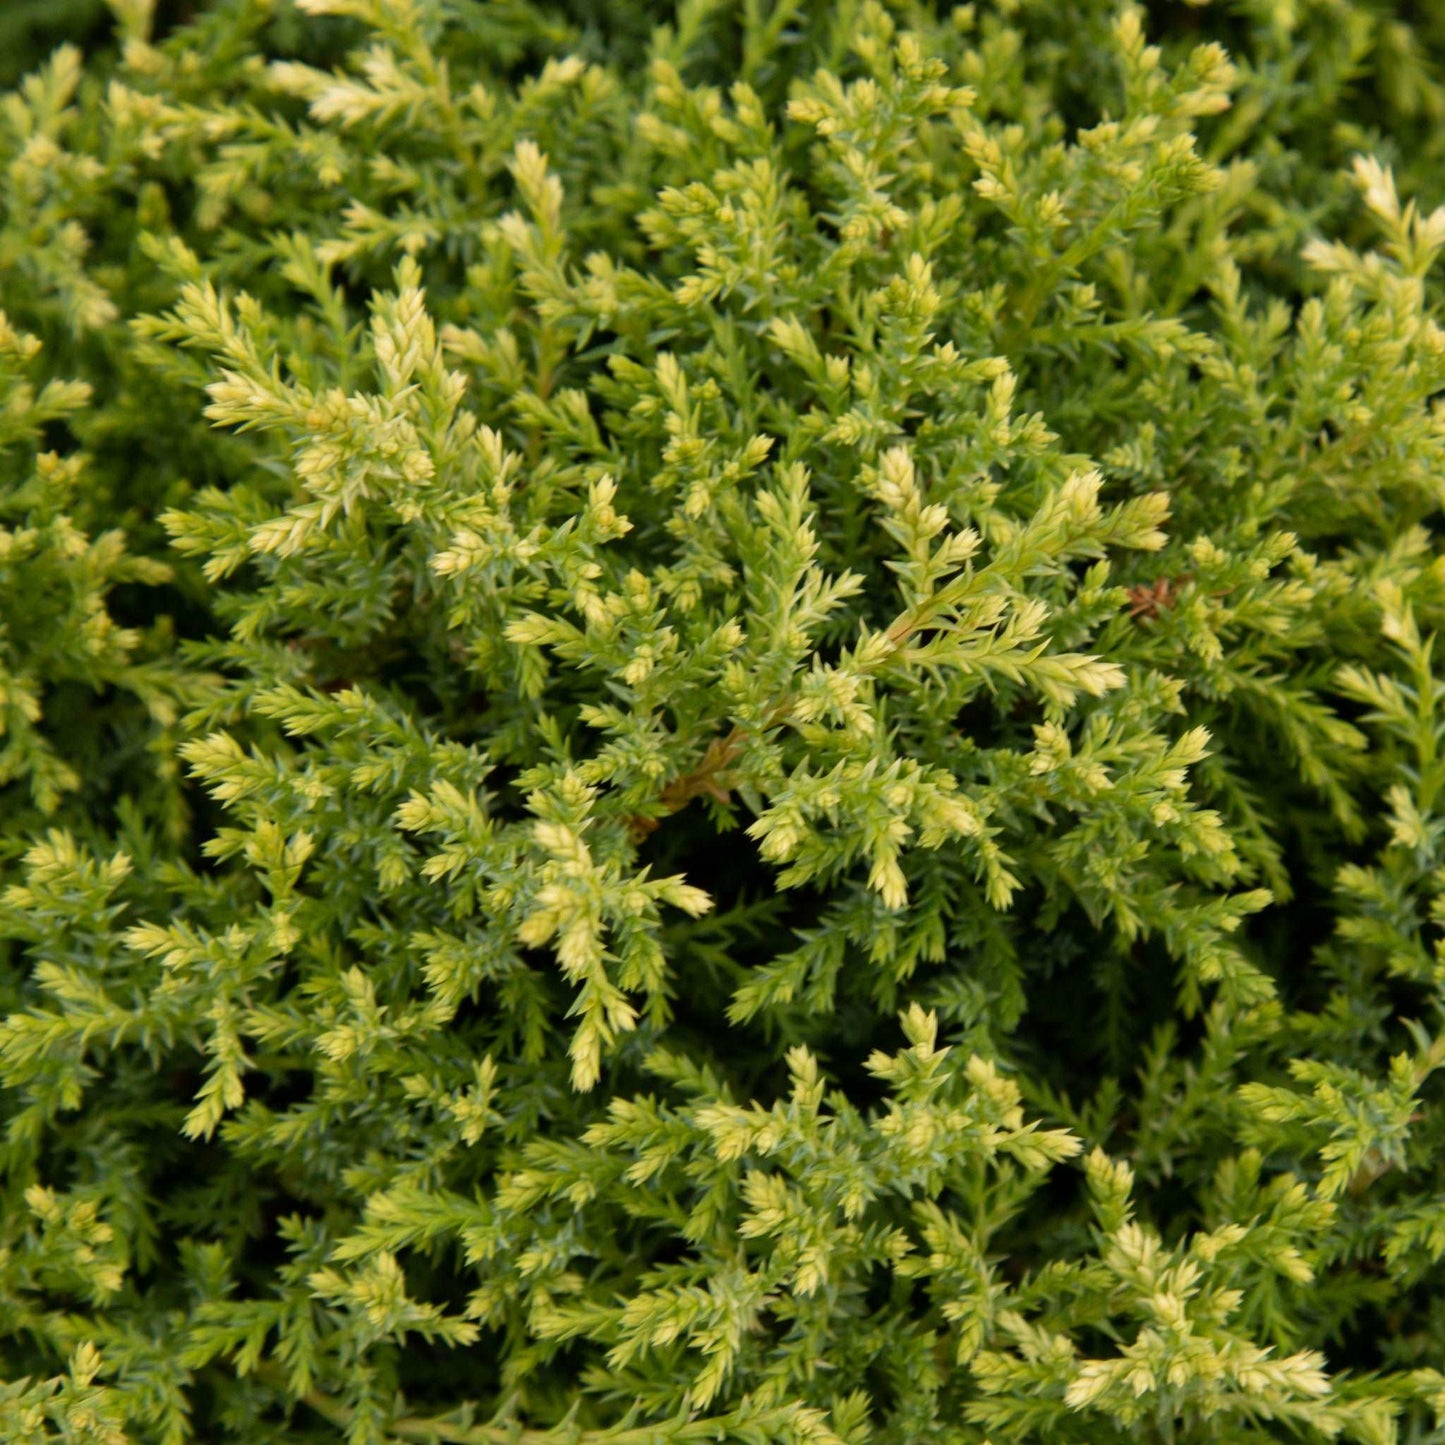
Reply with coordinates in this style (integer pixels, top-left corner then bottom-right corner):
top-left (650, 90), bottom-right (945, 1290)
top-left (6, 3), bottom-right (1445, 1442)
top-left (281, 1370), bottom-right (817, 1445)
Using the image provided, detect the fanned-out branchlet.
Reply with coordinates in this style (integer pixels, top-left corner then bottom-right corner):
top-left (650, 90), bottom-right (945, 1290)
top-left (2, 0), bottom-right (1445, 1441)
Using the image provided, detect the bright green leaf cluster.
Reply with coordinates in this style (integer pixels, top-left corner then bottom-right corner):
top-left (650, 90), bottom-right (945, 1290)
top-left (3, 1), bottom-right (1445, 1442)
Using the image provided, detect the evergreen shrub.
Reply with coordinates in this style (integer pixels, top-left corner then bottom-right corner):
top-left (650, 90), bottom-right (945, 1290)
top-left (5, 0), bottom-right (1445, 1440)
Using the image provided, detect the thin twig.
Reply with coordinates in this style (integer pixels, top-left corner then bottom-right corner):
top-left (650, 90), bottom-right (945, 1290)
top-left (626, 704), bottom-right (791, 840)
top-left (261, 1364), bottom-right (798, 1445)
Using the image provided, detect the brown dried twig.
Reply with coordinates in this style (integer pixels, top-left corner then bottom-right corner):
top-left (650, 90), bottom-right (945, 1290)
top-left (1127, 572), bottom-right (1195, 621)
top-left (626, 705), bottom-right (790, 842)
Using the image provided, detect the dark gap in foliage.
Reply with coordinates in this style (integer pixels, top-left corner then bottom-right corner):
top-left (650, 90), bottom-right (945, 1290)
top-left (811, 989), bottom-right (897, 1112)
top-left (951, 695), bottom-right (1007, 753)
top-left (394, 1330), bottom-right (505, 1414)
top-left (1144, 0), bottom-right (1207, 36)
top-left (0, 0), bottom-right (111, 89)
top-left (473, 759), bottom-right (532, 829)
top-left (333, 269), bottom-right (382, 321)
top-left (38, 418), bottom-right (80, 459)
top-left (150, 0), bottom-right (203, 44)
top-left (157, 1141), bottom-right (277, 1259)
top-left (454, 950), bottom-right (571, 1038)
top-left (177, 774), bottom-right (237, 874)
top-left (1015, 915), bottom-right (1185, 1095)
top-left (248, 1064), bottom-right (314, 1118)
top-left (636, 799), bottom-right (771, 908)
top-left (1325, 1272), bottom-right (1424, 1377)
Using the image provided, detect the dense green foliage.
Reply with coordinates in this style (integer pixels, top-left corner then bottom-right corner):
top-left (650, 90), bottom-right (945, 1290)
top-left (4, 0), bottom-right (1445, 1440)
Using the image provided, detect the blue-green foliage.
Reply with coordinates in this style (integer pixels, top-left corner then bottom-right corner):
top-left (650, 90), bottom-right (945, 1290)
top-left (2, 1), bottom-right (1445, 1441)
